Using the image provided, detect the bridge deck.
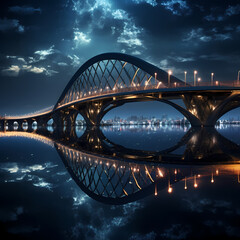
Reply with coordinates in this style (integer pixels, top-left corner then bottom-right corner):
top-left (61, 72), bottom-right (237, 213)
top-left (2, 85), bottom-right (240, 120)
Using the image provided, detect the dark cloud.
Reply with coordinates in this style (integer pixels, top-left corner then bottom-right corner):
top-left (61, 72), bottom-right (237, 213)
top-left (0, 18), bottom-right (24, 32)
top-left (9, 6), bottom-right (41, 15)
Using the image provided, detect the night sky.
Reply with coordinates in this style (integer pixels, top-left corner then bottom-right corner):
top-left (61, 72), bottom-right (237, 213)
top-left (0, 0), bottom-right (240, 117)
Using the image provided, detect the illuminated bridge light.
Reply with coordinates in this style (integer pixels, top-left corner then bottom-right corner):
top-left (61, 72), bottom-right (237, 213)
top-left (0, 131), bottom-right (54, 147)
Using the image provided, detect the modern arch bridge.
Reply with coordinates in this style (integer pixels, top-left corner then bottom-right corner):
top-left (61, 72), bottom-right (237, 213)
top-left (1, 52), bottom-right (240, 130)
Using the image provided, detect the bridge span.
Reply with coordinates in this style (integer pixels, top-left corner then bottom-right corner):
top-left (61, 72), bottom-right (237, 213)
top-left (1, 52), bottom-right (240, 130)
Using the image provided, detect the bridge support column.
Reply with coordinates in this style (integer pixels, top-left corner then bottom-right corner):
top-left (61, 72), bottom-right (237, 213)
top-left (65, 110), bottom-right (78, 138)
top-left (182, 92), bottom-right (240, 127)
top-left (27, 120), bottom-right (34, 131)
top-left (7, 121), bottom-right (14, 131)
top-left (77, 101), bottom-right (106, 127)
top-left (0, 120), bottom-right (5, 131)
top-left (52, 112), bottom-right (65, 130)
top-left (17, 120), bottom-right (24, 131)
top-left (37, 118), bottom-right (48, 129)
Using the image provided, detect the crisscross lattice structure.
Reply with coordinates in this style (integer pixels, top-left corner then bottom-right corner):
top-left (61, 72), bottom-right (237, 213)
top-left (57, 144), bottom-right (169, 200)
top-left (55, 53), bottom-right (183, 109)
top-left (59, 60), bottom-right (156, 106)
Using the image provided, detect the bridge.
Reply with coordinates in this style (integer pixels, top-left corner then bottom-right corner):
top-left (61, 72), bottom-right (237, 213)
top-left (1, 52), bottom-right (240, 130)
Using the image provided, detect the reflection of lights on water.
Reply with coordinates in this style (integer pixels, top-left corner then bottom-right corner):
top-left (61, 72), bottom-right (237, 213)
top-left (211, 173), bottom-right (214, 183)
top-left (168, 180), bottom-right (173, 193)
top-left (158, 168), bottom-right (164, 177)
top-left (194, 175), bottom-right (198, 188)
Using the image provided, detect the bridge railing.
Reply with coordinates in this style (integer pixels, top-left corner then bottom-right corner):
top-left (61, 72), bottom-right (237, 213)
top-left (57, 80), bottom-right (240, 109)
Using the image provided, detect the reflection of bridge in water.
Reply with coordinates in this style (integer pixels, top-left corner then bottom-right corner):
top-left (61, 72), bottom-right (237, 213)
top-left (1, 53), bottom-right (240, 130)
top-left (1, 127), bottom-right (240, 204)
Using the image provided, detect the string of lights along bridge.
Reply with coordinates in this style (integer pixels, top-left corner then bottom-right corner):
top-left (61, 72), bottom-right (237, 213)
top-left (1, 53), bottom-right (240, 130)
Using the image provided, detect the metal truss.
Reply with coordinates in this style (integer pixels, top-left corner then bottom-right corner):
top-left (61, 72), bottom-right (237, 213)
top-left (59, 59), bottom-right (157, 107)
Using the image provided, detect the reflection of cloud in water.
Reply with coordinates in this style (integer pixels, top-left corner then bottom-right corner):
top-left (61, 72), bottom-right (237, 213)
top-left (0, 162), bottom-right (58, 174)
top-left (183, 196), bottom-right (232, 214)
top-left (73, 190), bottom-right (89, 206)
top-left (0, 206), bottom-right (23, 222)
top-left (161, 224), bottom-right (190, 240)
top-left (1, 162), bottom-right (58, 190)
top-left (129, 231), bottom-right (156, 240)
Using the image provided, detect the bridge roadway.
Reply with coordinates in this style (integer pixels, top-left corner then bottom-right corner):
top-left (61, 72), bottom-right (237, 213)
top-left (1, 52), bottom-right (240, 129)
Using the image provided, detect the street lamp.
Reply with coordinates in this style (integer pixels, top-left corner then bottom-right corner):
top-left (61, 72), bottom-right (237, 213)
top-left (216, 81), bottom-right (219, 86)
top-left (197, 77), bottom-right (201, 86)
top-left (184, 71), bottom-right (187, 86)
top-left (194, 71), bottom-right (197, 86)
top-left (154, 72), bottom-right (157, 87)
top-left (211, 73), bottom-right (214, 86)
top-left (168, 70), bottom-right (172, 87)
top-left (238, 70), bottom-right (240, 85)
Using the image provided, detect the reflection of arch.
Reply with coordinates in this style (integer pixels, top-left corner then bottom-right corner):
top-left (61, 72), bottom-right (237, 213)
top-left (1, 127), bottom-right (240, 204)
top-left (56, 143), bottom-right (185, 204)
top-left (60, 126), bottom-right (240, 164)
top-left (54, 53), bottom-right (183, 110)
top-left (55, 138), bottom-right (240, 205)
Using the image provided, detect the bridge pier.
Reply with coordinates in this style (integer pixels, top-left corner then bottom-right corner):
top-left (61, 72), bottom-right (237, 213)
top-left (76, 101), bottom-right (105, 126)
top-left (52, 113), bottom-right (65, 129)
top-left (7, 120), bottom-right (14, 131)
top-left (0, 120), bottom-right (5, 131)
top-left (17, 120), bottom-right (24, 131)
top-left (27, 119), bottom-right (34, 131)
top-left (182, 92), bottom-right (240, 127)
top-left (36, 118), bottom-right (48, 129)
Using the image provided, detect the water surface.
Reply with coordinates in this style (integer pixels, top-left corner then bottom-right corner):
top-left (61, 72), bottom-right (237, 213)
top-left (0, 125), bottom-right (240, 240)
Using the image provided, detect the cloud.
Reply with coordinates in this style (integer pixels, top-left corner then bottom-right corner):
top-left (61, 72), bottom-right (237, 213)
top-left (174, 56), bottom-right (195, 62)
top-left (129, 231), bottom-right (157, 240)
top-left (131, 0), bottom-right (158, 7)
top-left (1, 63), bottom-right (58, 77)
top-left (161, 224), bottom-right (190, 239)
top-left (57, 62), bottom-right (68, 66)
top-left (226, 4), bottom-right (240, 16)
top-left (6, 55), bottom-right (17, 59)
top-left (112, 9), bottom-right (128, 20)
top-left (1, 65), bottom-right (20, 77)
top-left (73, 31), bottom-right (91, 46)
top-left (204, 14), bottom-right (224, 22)
top-left (28, 66), bottom-right (46, 74)
top-left (34, 45), bottom-right (56, 60)
top-left (17, 57), bottom-right (27, 64)
top-left (9, 6), bottom-right (41, 14)
top-left (68, 54), bottom-right (81, 67)
top-left (161, 0), bottom-right (190, 16)
top-left (214, 33), bottom-right (231, 40)
top-left (204, 4), bottom-right (240, 22)
top-left (71, 0), bottom-right (145, 51)
top-left (27, 66), bottom-right (58, 76)
top-left (0, 18), bottom-right (24, 33)
top-left (131, 50), bottom-right (141, 55)
top-left (183, 28), bottom-right (231, 43)
top-left (117, 22), bottom-right (143, 48)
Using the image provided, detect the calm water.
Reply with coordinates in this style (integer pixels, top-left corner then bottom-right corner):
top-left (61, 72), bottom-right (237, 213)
top-left (0, 125), bottom-right (240, 240)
